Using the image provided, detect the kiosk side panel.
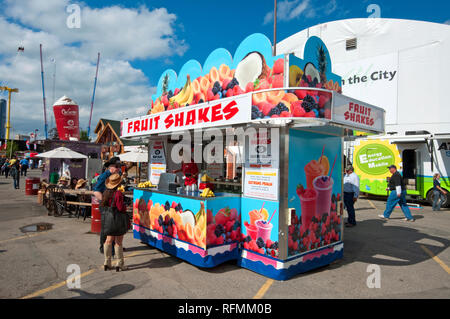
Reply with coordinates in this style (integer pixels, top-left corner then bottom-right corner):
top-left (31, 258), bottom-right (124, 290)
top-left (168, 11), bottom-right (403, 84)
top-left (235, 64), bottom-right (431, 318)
top-left (287, 129), bottom-right (343, 258)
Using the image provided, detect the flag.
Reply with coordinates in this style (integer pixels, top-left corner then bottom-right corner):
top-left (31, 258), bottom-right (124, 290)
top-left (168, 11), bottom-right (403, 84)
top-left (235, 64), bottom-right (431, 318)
top-left (34, 143), bottom-right (37, 150)
top-left (26, 140), bottom-right (30, 150)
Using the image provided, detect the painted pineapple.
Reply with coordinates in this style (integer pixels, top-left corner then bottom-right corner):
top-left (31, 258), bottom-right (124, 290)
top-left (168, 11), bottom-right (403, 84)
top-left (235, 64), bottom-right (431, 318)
top-left (317, 45), bottom-right (328, 85)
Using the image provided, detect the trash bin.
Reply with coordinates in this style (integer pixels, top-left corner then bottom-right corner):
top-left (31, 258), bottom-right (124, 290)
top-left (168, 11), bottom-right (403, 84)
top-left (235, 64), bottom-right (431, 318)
top-left (91, 196), bottom-right (101, 233)
top-left (25, 177), bottom-right (40, 195)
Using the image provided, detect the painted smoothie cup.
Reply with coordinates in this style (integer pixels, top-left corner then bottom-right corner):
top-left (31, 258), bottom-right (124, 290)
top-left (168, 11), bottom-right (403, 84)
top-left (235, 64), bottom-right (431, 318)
top-left (313, 176), bottom-right (334, 218)
top-left (299, 188), bottom-right (318, 230)
top-left (304, 159), bottom-right (325, 189)
top-left (255, 219), bottom-right (273, 242)
top-left (245, 223), bottom-right (258, 240)
top-left (249, 209), bottom-right (262, 225)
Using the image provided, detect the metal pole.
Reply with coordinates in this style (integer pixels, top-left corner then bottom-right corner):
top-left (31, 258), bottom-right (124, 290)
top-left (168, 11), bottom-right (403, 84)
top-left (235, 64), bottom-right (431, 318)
top-left (87, 52), bottom-right (100, 138)
top-left (40, 44), bottom-right (48, 139)
top-left (6, 90), bottom-right (11, 141)
top-left (273, 0), bottom-right (277, 56)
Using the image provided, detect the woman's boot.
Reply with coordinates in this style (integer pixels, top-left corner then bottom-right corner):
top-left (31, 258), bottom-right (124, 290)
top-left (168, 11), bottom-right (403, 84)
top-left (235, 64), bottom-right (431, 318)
top-left (103, 243), bottom-right (112, 271)
top-left (115, 245), bottom-right (128, 271)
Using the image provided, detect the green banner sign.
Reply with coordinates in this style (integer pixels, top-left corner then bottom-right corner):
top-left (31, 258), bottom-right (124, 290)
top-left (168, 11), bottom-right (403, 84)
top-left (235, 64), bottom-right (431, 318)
top-left (355, 143), bottom-right (395, 175)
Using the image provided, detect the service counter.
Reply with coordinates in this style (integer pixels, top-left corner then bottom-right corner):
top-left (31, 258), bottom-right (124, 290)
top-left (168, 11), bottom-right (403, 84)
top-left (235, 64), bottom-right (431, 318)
top-left (132, 188), bottom-right (242, 268)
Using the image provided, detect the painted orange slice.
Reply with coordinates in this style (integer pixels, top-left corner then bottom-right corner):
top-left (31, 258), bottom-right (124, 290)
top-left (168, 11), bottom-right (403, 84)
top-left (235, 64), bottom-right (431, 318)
top-left (219, 64), bottom-right (232, 81)
top-left (266, 89), bottom-right (285, 105)
top-left (252, 92), bottom-right (267, 106)
top-left (209, 66), bottom-right (221, 85)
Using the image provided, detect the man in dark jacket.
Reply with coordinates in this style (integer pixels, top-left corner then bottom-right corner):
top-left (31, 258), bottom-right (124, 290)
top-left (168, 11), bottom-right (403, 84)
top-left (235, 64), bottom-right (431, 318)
top-left (379, 165), bottom-right (415, 221)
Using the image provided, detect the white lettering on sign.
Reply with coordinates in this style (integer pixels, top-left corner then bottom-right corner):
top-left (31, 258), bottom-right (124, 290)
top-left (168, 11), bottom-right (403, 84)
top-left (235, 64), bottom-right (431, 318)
top-left (121, 95), bottom-right (251, 138)
top-left (61, 108), bottom-right (78, 116)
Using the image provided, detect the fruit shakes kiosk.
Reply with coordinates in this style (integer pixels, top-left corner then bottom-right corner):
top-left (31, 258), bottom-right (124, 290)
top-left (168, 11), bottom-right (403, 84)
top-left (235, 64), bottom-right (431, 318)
top-left (120, 33), bottom-right (385, 280)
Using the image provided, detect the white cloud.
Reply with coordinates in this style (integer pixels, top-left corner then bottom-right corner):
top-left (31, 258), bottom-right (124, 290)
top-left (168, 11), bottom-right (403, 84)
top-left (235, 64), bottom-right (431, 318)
top-left (0, 1), bottom-right (186, 137)
top-left (263, 0), bottom-right (311, 25)
top-left (262, 0), bottom-right (338, 25)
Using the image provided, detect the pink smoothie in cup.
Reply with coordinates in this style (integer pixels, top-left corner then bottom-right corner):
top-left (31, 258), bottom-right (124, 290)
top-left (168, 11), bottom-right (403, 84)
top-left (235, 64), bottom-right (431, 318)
top-left (255, 220), bottom-right (273, 242)
top-left (299, 188), bottom-right (317, 230)
top-left (245, 223), bottom-right (258, 240)
top-left (313, 176), bottom-right (334, 218)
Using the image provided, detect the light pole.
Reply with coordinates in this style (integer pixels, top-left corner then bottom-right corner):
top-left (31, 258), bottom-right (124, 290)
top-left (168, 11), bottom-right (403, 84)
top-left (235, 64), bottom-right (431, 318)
top-left (0, 86), bottom-right (19, 159)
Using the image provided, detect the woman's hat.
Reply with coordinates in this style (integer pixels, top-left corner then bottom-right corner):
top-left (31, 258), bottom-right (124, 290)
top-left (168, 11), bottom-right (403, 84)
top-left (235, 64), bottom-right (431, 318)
top-left (104, 157), bottom-right (121, 168)
top-left (75, 179), bottom-right (87, 189)
top-left (59, 176), bottom-right (69, 182)
top-left (105, 173), bottom-right (122, 189)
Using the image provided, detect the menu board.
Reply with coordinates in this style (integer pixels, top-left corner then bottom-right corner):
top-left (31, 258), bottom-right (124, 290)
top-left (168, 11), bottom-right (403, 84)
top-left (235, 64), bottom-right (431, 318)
top-left (149, 140), bottom-right (166, 185)
top-left (243, 128), bottom-right (279, 200)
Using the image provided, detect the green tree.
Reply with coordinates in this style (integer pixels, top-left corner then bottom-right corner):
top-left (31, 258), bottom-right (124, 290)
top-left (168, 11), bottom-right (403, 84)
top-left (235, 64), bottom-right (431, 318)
top-left (6, 140), bottom-right (19, 157)
top-left (80, 130), bottom-right (90, 141)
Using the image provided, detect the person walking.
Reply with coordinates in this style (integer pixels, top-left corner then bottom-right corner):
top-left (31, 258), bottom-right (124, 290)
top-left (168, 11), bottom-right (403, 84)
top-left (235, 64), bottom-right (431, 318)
top-left (343, 165), bottom-right (360, 227)
top-left (93, 157), bottom-right (121, 254)
top-left (378, 165), bottom-right (415, 221)
top-left (0, 157), bottom-right (5, 176)
top-left (4, 159), bottom-right (10, 178)
top-left (10, 159), bottom-right (20, 189)
top-left (432, 173), bottom-right (448, 211)
top-left (100, 173), bottom-right (128, 271)
top-left (20, 157), bottom-right (29, 176)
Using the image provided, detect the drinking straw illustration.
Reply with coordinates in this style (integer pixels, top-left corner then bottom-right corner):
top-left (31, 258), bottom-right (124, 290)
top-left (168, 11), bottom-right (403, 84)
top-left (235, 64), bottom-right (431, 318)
top-left (329, 153), bottom-right (338, 178)
top-left (319, 144), bottom-right (325, 164)
top-left (259, 201), bottom-right (265, 217)
top-left (268, 209), bottom-right (277, 224)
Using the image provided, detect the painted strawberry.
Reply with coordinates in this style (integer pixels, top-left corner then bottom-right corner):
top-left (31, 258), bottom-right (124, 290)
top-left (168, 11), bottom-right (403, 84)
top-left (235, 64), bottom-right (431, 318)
top-left (222, 78), bottom-right (231, 91)
top-left (216, 236), bottom-right (224, 245)
top-left (295, 89), bottom-right (308, 100)
top-left (296, 184), bottom-right (305, 197)
top-left (206, 88), bottom-right (215, 101)
top-left (215, 207), bottom-right (231, 225)
top-left (229, 208), bottom-right (238, 221)
top-left (273, 58), bottom-right (284, 74)
top-left (207, 209), bottom-right (214, 225)
top-left (233, 85), bottom-right (245, 95)
top-left (245, 82), bottom-right (254, 93)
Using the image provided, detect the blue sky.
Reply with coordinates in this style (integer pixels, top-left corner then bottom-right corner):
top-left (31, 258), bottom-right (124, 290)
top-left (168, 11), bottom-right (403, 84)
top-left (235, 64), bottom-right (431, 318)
top-left (0, 0), bottom-right (449, 136)
top-left (87, 0), bottom-right (450, 85)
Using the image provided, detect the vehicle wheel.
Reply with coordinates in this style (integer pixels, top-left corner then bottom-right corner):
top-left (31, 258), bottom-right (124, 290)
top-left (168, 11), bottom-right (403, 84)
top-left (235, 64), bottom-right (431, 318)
top-left (442, 189), bottom-right (450, 208)
top-left (426, 189), bottom-right (450, 208)
top-left (426, 190), bottom-right (434, 206)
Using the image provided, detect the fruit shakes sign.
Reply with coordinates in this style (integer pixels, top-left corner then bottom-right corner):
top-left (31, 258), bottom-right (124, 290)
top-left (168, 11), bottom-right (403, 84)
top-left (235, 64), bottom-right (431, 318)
top-left (332, 93), bottom-right (385, 133)
top-left (121, 95), bottom-right (251, 138)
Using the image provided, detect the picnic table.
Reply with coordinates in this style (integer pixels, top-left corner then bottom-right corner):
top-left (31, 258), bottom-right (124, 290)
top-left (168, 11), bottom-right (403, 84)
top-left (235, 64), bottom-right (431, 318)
top-left (41, 184), bottom-right (133, 218)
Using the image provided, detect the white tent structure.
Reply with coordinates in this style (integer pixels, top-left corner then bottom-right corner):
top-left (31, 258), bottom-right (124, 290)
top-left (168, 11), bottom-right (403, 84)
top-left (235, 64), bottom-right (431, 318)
top-left (277, 18), bottom-right (450, 135)
top-left (118, 148), bottom-right (148, 183)
top-left (37, 147), bottom-right (87, 159)
top-left (118, 149), bottom-right (148, 163)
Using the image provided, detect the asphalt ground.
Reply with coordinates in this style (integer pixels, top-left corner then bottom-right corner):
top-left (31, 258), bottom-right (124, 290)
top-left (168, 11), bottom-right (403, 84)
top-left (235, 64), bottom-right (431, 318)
top-left (0, 169), bottom-right (449, 299)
